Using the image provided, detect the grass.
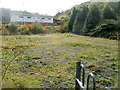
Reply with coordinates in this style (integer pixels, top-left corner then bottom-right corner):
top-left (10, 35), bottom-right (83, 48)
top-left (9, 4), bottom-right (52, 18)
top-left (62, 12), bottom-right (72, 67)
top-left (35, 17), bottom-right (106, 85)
top-left (1, 33), bottom-right (118, 88)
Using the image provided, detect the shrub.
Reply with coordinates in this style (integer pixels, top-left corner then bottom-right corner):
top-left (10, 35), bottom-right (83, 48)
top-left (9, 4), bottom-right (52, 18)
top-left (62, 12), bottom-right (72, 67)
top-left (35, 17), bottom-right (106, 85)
top-left (8, 23), bottom-right (18, 35)
top-left (1, 23), bottom-right (46, 35)
top-left (29, 23), bottom-right (44, 34)
top-left (17, 25), bottom-right (31, 35)
top-left (59, 23), bottom-right (68, 33)
top-left (1, 24), bottom-right (10, 35)
top-left (88, 19), bottom-right (118, 39)
top-left (1, 23), bottom-right (18, 35)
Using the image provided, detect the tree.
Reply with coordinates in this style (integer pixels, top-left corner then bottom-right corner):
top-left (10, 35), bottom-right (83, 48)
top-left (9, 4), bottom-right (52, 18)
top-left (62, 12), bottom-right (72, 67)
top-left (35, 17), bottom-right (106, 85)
top-left (68, 8), bottom-right (78, 32)
top-left (102, 5), bottom-right (117, 20)
top-left (83, 5), bottom-right (101, 35)
top-left (108, 2), bottom-right (119, 15)
top-left (88, 19), bottom-right (118, 39)
top-left (73, 6), bottom-right (89, 34)
top-left (9, 23), bottom-right (18, 34)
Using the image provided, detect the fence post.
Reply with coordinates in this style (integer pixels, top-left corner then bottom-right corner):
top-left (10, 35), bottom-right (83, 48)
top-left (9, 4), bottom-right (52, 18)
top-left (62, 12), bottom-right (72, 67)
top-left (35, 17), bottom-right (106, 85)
top-left (76, 61), bottom-right (96, 90)
top-left (76, 61), bottom-right (81, 90)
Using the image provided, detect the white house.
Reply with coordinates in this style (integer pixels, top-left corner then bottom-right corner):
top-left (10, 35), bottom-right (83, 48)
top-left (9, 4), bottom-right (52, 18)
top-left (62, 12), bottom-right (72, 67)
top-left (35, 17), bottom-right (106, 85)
top-left (10, 11), bottom-right (53, 26)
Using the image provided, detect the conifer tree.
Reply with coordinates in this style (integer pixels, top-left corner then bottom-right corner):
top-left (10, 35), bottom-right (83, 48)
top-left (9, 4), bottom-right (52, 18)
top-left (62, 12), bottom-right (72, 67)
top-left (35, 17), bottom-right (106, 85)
top-left (83, 5), bottom-right (101, 34)
top-left (68, 8), bottom-right (78, 32)
top-left (73, 6), bottom-right (89, 34)
top-left (102, 5), bottom-right (117, 20)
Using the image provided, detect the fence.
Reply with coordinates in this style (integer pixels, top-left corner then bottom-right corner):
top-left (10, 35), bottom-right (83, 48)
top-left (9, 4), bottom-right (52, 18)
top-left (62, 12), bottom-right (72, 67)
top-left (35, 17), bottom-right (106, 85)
top-left (75, 61), bottom-right (96, 90)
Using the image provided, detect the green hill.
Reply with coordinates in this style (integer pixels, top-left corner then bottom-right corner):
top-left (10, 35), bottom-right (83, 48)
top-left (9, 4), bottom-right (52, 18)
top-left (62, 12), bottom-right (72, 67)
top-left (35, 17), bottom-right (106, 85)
top-left (55, 1), bottom-right (120, 40)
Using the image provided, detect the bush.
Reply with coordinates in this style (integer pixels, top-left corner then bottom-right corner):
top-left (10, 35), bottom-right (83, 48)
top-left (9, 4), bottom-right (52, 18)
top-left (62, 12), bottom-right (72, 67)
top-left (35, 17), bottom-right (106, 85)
top-left (1, 24), bottom-right (10, 35)
top-left (88, 19), bottom-right (118, 39)
top-left (8, 23), bottom-right (18, 35)
top-left (17, 25), bottom-right (32, 35)
top-left (29, 23), bottom-right (44, 34)
top-left (59, 23), bottom-right (68, 33)
top-left (1, 23), bottom-right (18, 35)
top-left (1, 23), bottom-right (45, 35)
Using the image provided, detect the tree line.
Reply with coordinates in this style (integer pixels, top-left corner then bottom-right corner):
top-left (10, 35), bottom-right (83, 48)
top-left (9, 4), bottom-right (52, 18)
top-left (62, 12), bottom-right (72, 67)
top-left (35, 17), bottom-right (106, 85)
top-left (64, 2), bottom-right (120, 40)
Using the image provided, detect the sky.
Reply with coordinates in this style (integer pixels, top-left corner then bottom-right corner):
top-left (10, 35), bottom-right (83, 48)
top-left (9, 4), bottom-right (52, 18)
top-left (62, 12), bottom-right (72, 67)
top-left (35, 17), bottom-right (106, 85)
top-left (0, 0), bottom-right (90, 16)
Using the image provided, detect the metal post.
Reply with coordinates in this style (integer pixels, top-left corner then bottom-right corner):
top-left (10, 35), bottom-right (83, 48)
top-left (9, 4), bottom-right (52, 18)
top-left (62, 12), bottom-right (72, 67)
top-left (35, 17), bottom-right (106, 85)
top-left (87, 73), bottom-right (96, 90)
top-left (81, 64), bottom-right (85, 87)
top-left (76, 61), bottom-right (81, 90)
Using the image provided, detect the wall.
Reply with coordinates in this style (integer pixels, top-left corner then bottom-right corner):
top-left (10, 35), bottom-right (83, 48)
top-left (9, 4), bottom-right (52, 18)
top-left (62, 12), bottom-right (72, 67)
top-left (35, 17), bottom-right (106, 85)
top-left (10, 12), bottom-right (53, 25)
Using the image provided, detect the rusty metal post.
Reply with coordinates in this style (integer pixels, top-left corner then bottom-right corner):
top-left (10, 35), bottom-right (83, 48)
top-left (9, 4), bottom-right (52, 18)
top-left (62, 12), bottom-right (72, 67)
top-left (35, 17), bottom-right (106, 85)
top-left (75, 61), bottom-right (81, 90)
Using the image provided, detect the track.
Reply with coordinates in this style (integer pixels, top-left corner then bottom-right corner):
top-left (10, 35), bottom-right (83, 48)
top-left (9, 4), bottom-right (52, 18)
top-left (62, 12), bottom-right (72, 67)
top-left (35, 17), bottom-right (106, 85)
top-left (69, 37), bottom-right (118, 46)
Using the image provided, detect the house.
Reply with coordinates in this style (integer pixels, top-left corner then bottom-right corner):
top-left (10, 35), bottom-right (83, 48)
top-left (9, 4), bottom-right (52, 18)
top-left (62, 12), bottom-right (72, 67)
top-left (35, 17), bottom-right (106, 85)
top-left (10, 10), bottom-right (54, 26)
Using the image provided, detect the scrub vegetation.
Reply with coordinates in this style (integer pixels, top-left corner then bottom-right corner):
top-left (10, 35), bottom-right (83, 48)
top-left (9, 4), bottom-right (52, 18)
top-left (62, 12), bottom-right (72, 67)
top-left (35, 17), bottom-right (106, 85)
top-left (55, 2), bottom-right (119, 40)
top-left (1, 33), bottom-right (118, 88)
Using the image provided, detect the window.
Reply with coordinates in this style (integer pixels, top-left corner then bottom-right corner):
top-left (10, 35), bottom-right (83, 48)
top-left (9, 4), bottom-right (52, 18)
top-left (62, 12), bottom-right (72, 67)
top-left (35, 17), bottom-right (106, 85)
top-left (41, 18), bottom-right (45, 19)
top-left (27, 17), bottom-right (31, 18)
top-left (48, 18), bottom-right (51, 20)
top-left (19, 16), bottom-right (23, 18)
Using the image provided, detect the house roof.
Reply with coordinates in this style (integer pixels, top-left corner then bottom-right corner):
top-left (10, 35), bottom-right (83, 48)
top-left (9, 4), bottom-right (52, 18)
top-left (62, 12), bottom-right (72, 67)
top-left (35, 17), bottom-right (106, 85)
top-left (10, 10), bottom-right (53, 18)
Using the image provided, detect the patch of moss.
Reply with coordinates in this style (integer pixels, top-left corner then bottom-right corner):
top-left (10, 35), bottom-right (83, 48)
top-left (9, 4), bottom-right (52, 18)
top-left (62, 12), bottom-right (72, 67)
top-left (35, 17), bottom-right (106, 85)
top-left (96, 78), bottom-right (112, 85)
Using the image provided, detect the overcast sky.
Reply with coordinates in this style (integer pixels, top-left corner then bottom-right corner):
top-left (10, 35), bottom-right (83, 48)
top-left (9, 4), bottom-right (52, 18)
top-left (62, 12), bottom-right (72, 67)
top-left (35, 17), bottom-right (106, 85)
top-left (0, 0), bottom-right (90, 16)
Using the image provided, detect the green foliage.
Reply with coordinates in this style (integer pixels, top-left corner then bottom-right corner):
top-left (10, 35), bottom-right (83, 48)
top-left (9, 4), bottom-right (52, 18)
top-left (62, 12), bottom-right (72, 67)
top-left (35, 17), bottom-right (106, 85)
top-left (17, 25), bottom-right (31, 35)
top-left (88, 20), bottom-right (118, 39)
top-left (73, 6), bottom-right (89, 34)
top-left (83, 5), bottom-right (101, 34)
top-left (68, 8), bottom-right (78, 32)
top-left (2, 33), bottom-right (118, 88)
top-left (59, 23), bottom-right (68, 33)
top-left (32, 56), bottom-right (42, 59)
top-left (29, 23), bottom-right (44, 34)
top-left (96, 78), bottom-right (112, 85)
top-left (8, 23), bottom-right (18, 34)
top-left (102, 5), bottom-right (117, 20)
top-left (1, 23), bottom-right (45, 35)
top-left (57, 2), bottom-right (119, 40)
top-left (1, 25), bottom-right (9, 35)
top-left (54, 10), bottom-right (71, 22)
top-left (108, 2), bottom-right (119, 15)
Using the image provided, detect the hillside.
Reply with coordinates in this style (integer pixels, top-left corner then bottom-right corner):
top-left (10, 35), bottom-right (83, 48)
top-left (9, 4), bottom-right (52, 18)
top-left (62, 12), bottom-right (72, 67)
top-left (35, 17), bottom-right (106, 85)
top-left (55, 1), bottom-right (120, 40)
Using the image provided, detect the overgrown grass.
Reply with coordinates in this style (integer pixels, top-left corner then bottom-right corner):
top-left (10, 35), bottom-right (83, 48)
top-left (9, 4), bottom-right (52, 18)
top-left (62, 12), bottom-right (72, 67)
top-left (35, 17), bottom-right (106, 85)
top-left (1, 33), bottom-right (118, 88)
